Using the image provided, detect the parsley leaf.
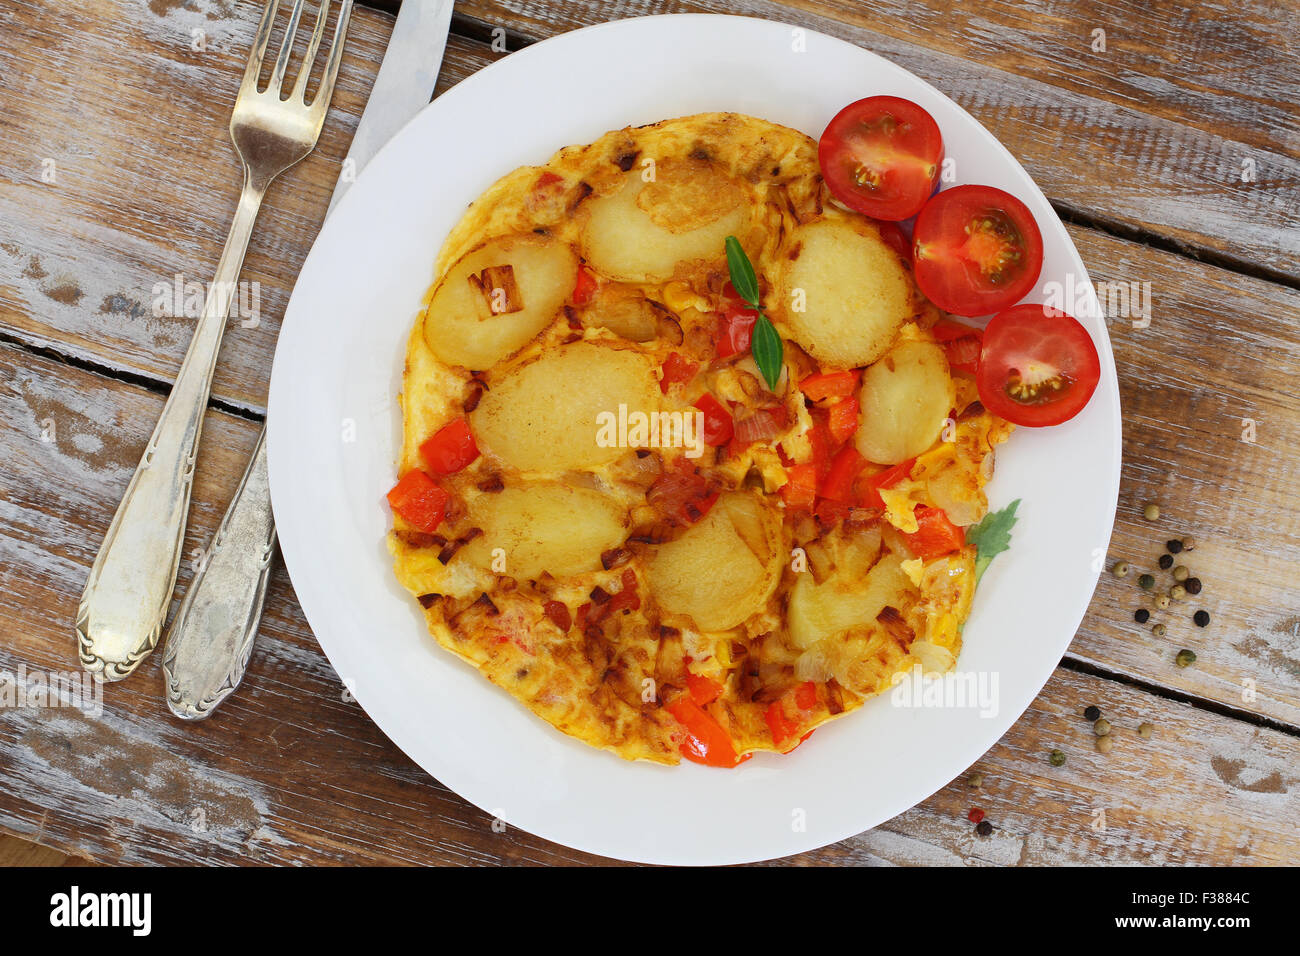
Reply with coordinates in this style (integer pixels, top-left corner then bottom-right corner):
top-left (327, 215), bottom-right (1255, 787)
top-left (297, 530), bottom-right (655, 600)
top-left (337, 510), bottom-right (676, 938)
top-left (966, 499), bottom-right (1021, 584)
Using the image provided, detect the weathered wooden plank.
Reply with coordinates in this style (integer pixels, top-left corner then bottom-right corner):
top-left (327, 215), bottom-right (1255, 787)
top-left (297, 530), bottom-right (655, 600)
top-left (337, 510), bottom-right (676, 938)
top-left (1064, 225), bottom-right (1300, 729)
top-left (1, 341), bottom-right (1297, 865)
top-left (452, 0), bottom-right (1300, 281)
top-left (0, 0), bottom-right (504, 417)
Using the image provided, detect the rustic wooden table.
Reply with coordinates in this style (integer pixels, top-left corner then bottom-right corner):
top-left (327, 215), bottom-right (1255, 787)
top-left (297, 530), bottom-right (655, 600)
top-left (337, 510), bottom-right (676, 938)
top-left (1, 0), bottom-right (1296, 866)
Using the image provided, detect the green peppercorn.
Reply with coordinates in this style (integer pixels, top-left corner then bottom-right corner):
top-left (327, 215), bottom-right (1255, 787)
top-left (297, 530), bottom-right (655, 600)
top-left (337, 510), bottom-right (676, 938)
top-left (1139, 574), bottom-right (1155, 590)
top-left (1156, 594), bottom-right (1170, 609)
top-left (1170, 584), bottom-right (1187, 601)
top-left (1153, 623), bottom-right (1167, 638)
top-left (1158, 554), bottom-right (1173, 570)
top-left (1134, 608), bottom-right (1150, 623)
top-left (1173, 565), bottom-right (1189, 582)
top-left (1143, 503), bottom-right (1160, 521)
top-left (1084, 705), bottom-right (1101, 721)
top-left (1093, 719), bottom-right (1111, 737)
top-left (1194, 610), bottom-right (1210, 627)
top-left (968, 772), bottom-right (984, 788)
top-left (1095, 735), bottom-right (1114, 754)
top-left (1050, 749), bottom-right (1066, 767)
top-left (1176, 648), bottom-right (1197, 667)
top-left (1111, 561), bottom-right (1130, 578)
top-left (1138, 722), bottom-right (1154, 739)
top-left (1185, 577), bottom-right (1203, 595)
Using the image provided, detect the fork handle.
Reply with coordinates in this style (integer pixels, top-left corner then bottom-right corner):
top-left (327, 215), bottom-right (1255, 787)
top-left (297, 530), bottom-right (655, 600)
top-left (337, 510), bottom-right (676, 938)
top-left (161, 426), bottom-right (275, 718)
top-left (77, 173), bottom-right (268, 680)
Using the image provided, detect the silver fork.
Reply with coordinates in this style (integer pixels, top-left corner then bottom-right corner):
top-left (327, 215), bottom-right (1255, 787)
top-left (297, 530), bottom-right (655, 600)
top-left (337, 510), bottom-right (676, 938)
top-left (76, 0), bottom-right (354, 681)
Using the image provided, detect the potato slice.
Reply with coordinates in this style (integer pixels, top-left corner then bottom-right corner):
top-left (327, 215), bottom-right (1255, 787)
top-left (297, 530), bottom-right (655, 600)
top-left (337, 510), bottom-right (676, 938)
top-left (471, 341), bottom-right (660, 472)
top-left (855, 340), bottom-right (955, 465)
top-left (644, 492), bottom-right (782, 631)
top-left (458, 483), bottom-right (628, 580)
top-left (581, 160), bottom-right (750, 283)
top-left (787, 551), bottom-right (915, 650)
top-left (778, 217), bottom-right (913, 367)
top-left (423, 234), bottom-right (578, 370)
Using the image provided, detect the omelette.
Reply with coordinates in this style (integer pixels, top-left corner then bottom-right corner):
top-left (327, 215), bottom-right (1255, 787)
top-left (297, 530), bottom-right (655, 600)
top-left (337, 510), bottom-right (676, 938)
top-left (386, 113), bottom-right (1013, 766)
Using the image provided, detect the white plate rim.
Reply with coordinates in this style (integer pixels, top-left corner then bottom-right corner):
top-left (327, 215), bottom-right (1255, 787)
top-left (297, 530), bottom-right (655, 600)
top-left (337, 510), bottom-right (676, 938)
top-left (267, 13), bottom-right (1122, 865)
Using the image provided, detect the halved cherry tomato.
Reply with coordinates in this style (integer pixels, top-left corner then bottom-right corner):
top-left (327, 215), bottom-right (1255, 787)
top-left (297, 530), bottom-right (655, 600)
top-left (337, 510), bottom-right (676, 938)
top-left (780, 462), bottom-right (818, 511)
top-left (856, 457), bottom-right (916, 509)
top-left (819, 445), bottom-right (867, 503)
top-left (904, 505), bottom-right (965, 560)
top-left (386, 470), bottom-right (450, 533)
top-left (666, 697), bottom-right (744, 768)
top-left (419, 418), bottom-right (479, 475)
top-left (572, 265), bottom-right (598, 306)
top-left (826, 396), bottom-right (860, 444)
top-left (818, 96), bottom-right (944, 222)
top-left (715, 304), bottom-right (758, 359)
top-left (693, 393), bottom-right (734, 446)
top-left (799, 369), bottom-right (859, 402)
top-left (685, 673), bottom-right (724, 707)
top-left (660, 351), bottom-right (699, 393)
top-left (913, 185), bottom-right (1043, 317)
top-left (765, 681), bottom-right (820, 749)
top-left (976, 303), bottom-right (1100, 427)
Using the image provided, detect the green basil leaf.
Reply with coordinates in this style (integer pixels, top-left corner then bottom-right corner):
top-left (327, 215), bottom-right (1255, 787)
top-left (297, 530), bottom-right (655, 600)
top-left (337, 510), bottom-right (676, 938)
top-left (724, 235), bottom-right (760, 307)
top-left (751, 314), bottom-right (783, 391)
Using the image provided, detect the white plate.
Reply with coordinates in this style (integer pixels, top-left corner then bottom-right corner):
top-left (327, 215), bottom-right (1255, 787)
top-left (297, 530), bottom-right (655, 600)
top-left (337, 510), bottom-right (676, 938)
top-left (267, 14), bottom-right (1121, 865)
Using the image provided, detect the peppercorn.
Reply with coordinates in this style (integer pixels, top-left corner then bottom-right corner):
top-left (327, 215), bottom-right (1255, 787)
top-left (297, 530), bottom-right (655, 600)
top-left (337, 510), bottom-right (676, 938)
top-left (1134, 608), bottom-right (1150, 624)
top-left (1194, 610), bottom-right (1210, 627)
top-left (1173, 565), bottom-right (1189, 582)
top-left (1158, 554), bottom-right (1173, 570)
top-left (1143, 503), bottom-right (1160, 521)
top-left (1181, 536), bottom-right (1196, 552)
top-left (1111, 561), bottom-right (1130, 578)
top-left (968, 808), bottom-right (985, 823)
top-left (1170, 584), bottom-right (1187, 601)
top-left (1050, 749), bottom-right (1066, 767)
top-left (1167, 539), bottom-right (1184, 554)
top-left (1153, 623), bottom-right (1167, 638)
top-left (976, 820), bottom-right (993, 837)
top-left (1138, 722), bottom-right (1154, 739)
top-left (1096, 735), bottom-right (1114, 754)
top-left (1176, 648), bottom-right (1197, 667)
top-left (1139, 574), bottom-right (1155, 590)
top-left (1094, 719), bottom-right (1111, 737)
top-left (1156, 594), bottom-right (1170, 609)
top-left (1185, 577), bottom-right (1202, 595)
top-left (968, 772), bottom-right (984, 789)
top-left (1084, 705), bottom-right (1101, 721)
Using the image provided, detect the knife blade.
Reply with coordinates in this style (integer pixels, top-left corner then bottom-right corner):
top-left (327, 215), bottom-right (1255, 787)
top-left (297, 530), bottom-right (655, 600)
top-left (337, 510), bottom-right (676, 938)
top-left (160, 0), bottom-right (456, 720)
top-left (328, 0), bottom-right (454, 216)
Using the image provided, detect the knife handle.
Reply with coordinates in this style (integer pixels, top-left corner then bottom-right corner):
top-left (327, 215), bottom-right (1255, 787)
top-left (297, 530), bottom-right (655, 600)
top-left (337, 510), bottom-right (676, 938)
top-left (161, 427), bottom-right (276, 719)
